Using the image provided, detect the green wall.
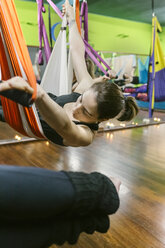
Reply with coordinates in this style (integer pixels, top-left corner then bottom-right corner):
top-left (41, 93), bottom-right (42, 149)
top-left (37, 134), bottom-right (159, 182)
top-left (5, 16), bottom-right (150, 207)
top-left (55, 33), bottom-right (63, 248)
top-left (89, 14), bottom-right (151, 55)
top-left (14, 0), bottom-right (165, 55)
top-left (15, 0), bottom-right (61, 46)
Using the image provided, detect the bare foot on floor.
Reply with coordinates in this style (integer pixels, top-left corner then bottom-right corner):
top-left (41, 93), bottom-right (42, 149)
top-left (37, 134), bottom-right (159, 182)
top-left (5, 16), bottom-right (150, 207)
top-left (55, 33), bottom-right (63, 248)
top-left (110, 177), bottom-right (121, 193)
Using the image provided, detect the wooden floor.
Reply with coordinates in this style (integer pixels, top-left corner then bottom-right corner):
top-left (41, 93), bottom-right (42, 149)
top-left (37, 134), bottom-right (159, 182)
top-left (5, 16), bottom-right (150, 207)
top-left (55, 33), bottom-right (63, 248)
top-left (0, 122), bottom-right (165, 248)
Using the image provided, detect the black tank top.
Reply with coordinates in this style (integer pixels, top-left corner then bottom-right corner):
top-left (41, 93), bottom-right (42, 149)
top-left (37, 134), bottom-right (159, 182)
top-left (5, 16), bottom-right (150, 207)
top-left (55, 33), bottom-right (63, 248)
top-left (39, 92), bottom-right (99, 146)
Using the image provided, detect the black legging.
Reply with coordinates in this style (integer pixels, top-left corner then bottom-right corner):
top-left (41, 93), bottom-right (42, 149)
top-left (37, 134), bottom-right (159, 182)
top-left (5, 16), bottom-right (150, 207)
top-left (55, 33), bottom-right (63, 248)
top-left (0, 166), bottom-right (74, 221)
top-left (0, 165), bottom-right (119, 248)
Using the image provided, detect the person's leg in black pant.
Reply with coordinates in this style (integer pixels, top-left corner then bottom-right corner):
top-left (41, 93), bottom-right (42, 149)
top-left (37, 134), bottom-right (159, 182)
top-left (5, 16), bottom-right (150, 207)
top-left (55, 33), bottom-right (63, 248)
top-left (0, 165), bottom-right (75, 221)
top-left (0, 214), bottom-right (109, 248)
top-left (0, 165), bottom-right (120, 248)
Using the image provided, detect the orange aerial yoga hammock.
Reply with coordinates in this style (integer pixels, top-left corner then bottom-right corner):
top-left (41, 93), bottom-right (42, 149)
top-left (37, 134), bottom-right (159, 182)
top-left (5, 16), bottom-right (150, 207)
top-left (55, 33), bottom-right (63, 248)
top-left (0, 0), bottom-right (44, 139)
top-left (75, 0), bottom-right (81, 34)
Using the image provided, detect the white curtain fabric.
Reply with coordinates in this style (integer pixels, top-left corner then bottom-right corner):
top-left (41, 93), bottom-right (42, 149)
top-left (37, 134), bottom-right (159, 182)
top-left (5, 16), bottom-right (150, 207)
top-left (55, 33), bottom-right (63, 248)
top-left (113, 55), bottom-right (136, 79)
top-left (41, 15), bottom-right (72, 96)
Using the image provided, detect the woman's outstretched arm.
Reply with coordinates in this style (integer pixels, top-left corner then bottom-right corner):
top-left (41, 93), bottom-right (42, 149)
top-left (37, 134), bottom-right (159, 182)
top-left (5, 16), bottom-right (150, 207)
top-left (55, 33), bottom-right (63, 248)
top-left (35, 83), bottom-right (95, 146)
top-left (0, 77), bottom-right (94, 147)
top-left (62, 0), bottom-right (94, 93)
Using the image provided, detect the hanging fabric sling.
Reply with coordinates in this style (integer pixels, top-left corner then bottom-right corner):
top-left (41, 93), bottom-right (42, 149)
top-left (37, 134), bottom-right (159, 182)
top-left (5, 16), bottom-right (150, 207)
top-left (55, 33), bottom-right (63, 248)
top-left (80, 0), bottom-right (88, 43)
top-left (75, 0), bottom-right (81, 34)
top-left (37, 0), bottom-right (51, 65)
top-left (80, 0), bottom-right (111, 75)
top-left (79, 0), bottom-right (111, 75)
top-left (40, 0), bottom-right (80, 95)
top-left (41, 15), bottom-right (70, 95)
top-left (148, 16), bottom-right (165, 117)
top-left (0, 0), bottom-right (45, 139)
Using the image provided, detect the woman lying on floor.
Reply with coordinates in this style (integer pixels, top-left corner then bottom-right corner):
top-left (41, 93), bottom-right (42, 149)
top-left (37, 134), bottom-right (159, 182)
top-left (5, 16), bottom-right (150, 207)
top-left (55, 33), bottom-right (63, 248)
top-left (0, 164), bottom-right (120, 248)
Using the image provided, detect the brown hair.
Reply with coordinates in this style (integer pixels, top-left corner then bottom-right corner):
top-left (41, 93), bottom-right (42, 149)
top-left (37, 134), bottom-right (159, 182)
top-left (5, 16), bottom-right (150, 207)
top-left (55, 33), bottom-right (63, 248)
top-left (118, 96), bottom-right (139, 121)
top-left (91, 82), bottom-right (139, 121)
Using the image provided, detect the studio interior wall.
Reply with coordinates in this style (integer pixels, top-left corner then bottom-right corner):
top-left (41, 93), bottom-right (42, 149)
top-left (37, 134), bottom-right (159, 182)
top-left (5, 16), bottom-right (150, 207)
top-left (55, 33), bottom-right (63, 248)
top-left (15, 0), bottom-right (165, 56)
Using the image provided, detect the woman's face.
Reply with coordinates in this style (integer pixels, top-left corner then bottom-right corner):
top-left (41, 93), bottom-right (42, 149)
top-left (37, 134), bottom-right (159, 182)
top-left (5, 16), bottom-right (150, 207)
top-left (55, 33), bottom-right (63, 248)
top-left (72, 89), bottom-right (98, 123)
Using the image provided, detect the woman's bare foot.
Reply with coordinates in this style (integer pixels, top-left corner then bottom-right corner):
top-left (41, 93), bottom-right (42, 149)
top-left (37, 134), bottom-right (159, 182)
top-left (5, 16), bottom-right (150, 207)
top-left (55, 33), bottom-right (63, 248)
top-left (110, 177), bottom-right (121, 193)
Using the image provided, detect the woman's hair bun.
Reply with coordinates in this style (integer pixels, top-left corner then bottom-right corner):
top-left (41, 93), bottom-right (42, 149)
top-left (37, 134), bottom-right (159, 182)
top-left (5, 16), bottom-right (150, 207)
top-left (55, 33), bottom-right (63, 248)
top-left (118, 96), bottom-right (139, 122)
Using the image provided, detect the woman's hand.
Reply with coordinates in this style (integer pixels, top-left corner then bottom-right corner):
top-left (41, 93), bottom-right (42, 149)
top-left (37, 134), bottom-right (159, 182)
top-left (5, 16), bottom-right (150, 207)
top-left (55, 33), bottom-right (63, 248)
top-left (62, 0), bottom-right (75, 23)
top-left (93, 75), bottom-right (109, 83)
top-left (101, 75), bottom-right (111, 82)
top-left (0, 76), bottom-right (36, 107)
top-left (0, 76), bottom-right (48, 107)
top-left (107, 70), bottom-right (117, 79)
top-left (0, 76), bottom-right (34, 95)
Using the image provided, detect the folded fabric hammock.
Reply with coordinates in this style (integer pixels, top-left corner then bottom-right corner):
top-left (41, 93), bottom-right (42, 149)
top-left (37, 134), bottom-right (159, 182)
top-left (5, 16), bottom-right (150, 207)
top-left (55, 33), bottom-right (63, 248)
top-left (148, 16), bottom-right (165, 117)
top-left (123, 84), bottom-right (147, 94)
top-left (136, 93), bottom-right (148, 102)
top-left (0, 0), bottom-right (44, 139)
